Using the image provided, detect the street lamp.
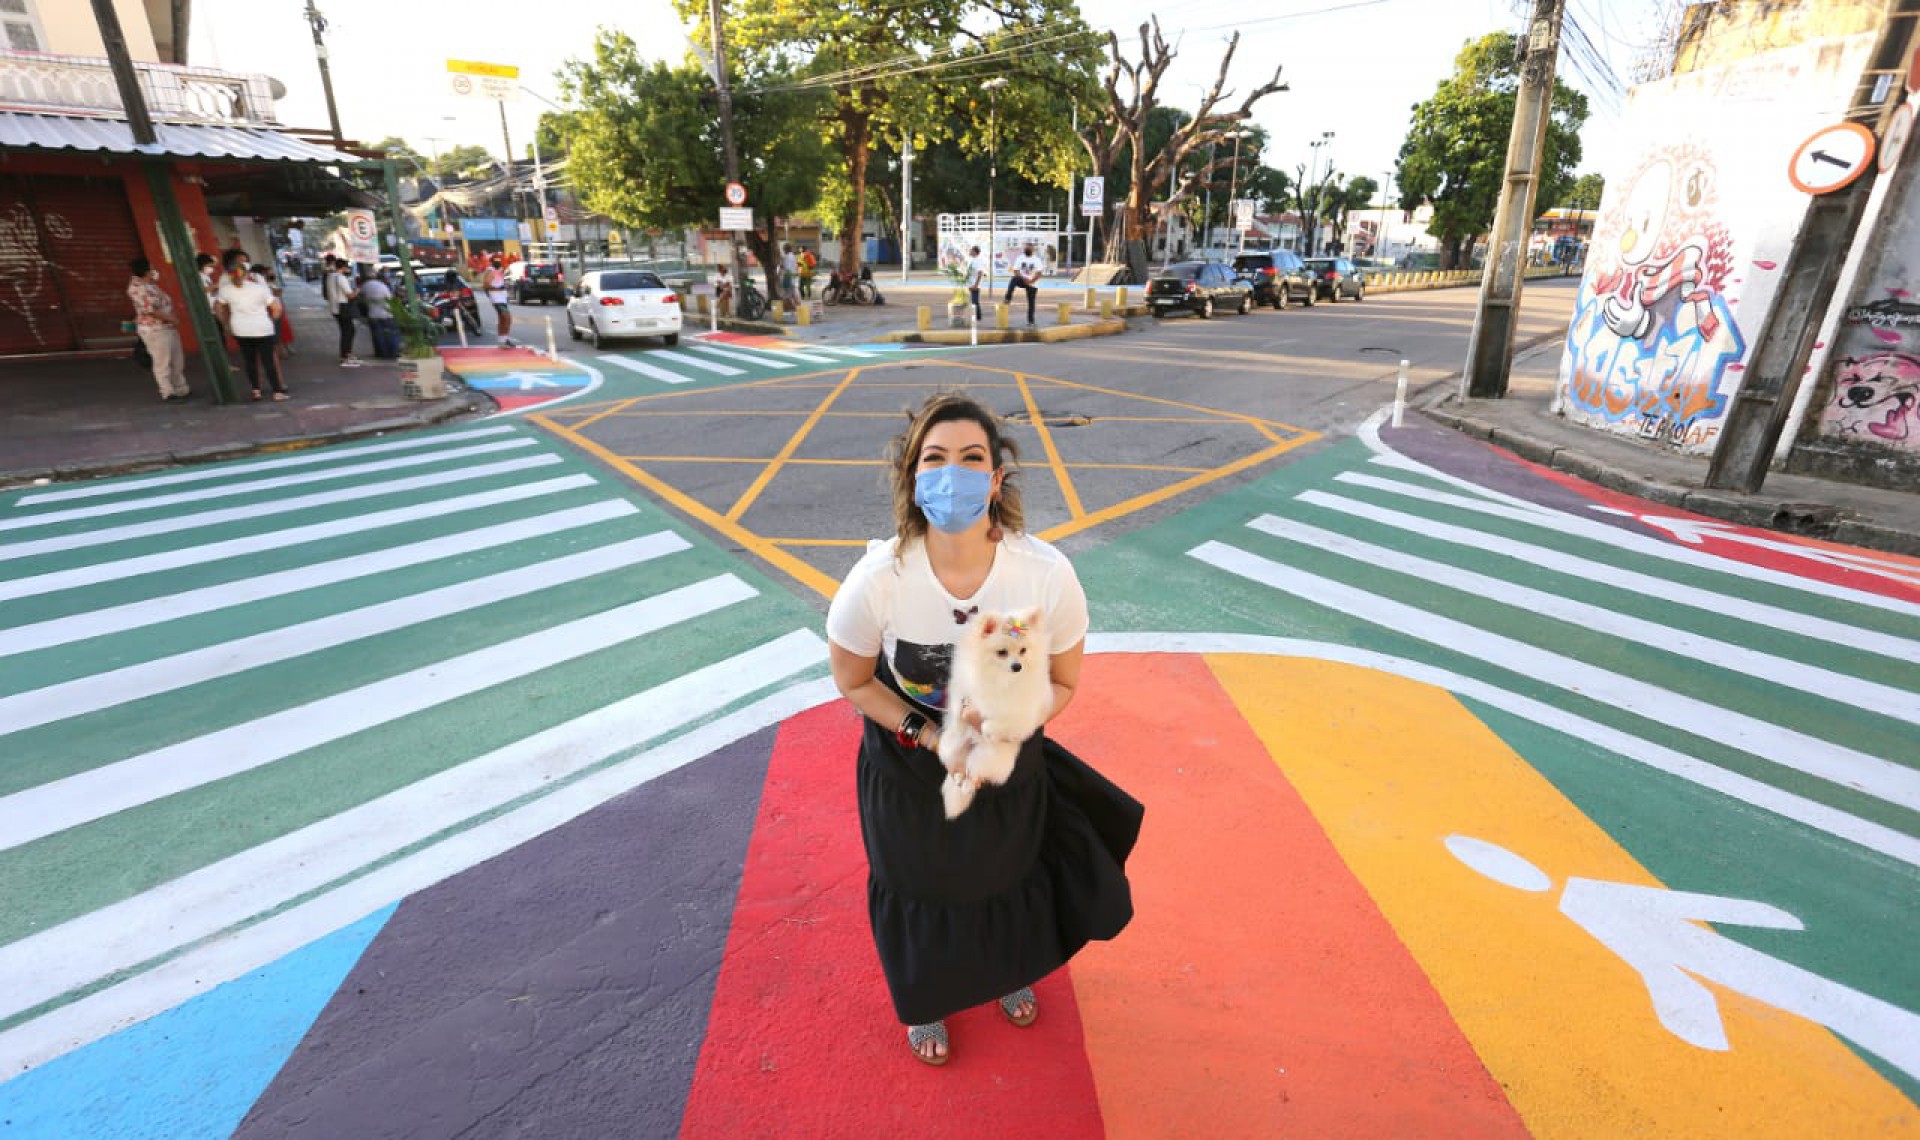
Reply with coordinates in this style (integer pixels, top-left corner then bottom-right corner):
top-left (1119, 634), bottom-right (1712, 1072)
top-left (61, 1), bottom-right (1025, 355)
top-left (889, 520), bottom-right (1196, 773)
top-left (1376, 170), bottom-right (1393, 262)
top-left (1306, 130), bottom-right (1335, 254)
top-left (982, 76), bottom-right (1008, 307)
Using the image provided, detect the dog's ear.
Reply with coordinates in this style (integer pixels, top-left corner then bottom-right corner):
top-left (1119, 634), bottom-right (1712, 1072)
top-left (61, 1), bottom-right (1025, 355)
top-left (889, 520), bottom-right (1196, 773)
top-left (978, 614), bottom-right (999, 636)
top-left (1016, 606), bottom-right (1042, 632)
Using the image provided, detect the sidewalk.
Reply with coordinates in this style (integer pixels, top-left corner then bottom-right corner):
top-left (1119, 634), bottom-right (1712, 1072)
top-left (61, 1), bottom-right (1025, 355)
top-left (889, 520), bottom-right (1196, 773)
top-left (0, 278), bottom-right (484, 489)
top-left (1422, 342), bottom-right (1920, 556)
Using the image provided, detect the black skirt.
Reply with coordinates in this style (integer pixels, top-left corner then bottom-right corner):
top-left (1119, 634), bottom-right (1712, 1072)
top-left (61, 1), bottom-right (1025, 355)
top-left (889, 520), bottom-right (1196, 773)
top-left (858, 668), bottom-right (1142, 1025)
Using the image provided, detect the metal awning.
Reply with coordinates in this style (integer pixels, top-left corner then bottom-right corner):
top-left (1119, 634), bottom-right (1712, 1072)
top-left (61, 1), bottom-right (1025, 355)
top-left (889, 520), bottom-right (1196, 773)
top-left (0, 112), bottom-right (362, 164)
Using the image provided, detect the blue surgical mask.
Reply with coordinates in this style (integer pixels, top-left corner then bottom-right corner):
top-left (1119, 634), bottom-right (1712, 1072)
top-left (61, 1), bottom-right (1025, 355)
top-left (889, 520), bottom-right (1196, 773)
top-left (914, 464), bottom-right (993, 533)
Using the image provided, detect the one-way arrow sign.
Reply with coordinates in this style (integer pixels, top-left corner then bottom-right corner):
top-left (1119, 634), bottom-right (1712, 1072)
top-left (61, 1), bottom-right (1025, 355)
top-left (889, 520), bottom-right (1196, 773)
top-left (1790, 122), bottom-right (1876, 194)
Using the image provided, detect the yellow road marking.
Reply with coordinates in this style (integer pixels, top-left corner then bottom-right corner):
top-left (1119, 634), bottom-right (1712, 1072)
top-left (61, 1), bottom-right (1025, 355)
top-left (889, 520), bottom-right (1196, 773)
top-left (528, 411), bottom-right (842, 598)
top-left (724, 367), bottom-right (862, 523)
top-left (618, 456), bottom-right (884, 466)
top-left (566, 396), bottom-right (642, 432)
top-left (1014, 371), bottom-right (1085, 519)
top-left (588, 409), bottom-right (902, 419)
top-left (1209, 655), bottom-right (1920, 1138)
top-left (766, 538), bottom-right (873, 547)
top-left (1031, 373), bottom-right (1312, 435)
top-left (1035, 432), bottom-right (1316, 544)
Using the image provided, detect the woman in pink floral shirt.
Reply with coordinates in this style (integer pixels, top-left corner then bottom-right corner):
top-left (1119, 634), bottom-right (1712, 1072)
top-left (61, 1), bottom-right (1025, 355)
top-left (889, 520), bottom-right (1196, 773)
top-left (128, 257), bottom-right (190, 402)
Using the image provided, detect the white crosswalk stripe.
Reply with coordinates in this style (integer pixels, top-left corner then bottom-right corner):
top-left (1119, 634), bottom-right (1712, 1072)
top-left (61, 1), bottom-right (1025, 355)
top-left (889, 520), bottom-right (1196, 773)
top-left (656, 349), bottom-right (745, 375)
top-left (0, 424), bottom-right (834, 1073)
top-left (683, 341), bottom-right (795, 369)
top-left (600, 354), bottom-right (699, 384)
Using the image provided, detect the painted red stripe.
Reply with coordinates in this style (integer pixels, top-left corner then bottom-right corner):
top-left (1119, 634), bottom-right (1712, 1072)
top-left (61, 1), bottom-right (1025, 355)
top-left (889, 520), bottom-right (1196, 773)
top-left (489, 394), bottom-right (566, 411)
top-left (1057, 654), bottom-right (1530, 1138)
top-left (678, 702), bottom-right (1107, 1140)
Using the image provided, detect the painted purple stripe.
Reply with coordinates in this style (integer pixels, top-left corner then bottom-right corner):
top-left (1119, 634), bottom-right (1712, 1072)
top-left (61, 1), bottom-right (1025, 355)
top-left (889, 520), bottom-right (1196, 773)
top-left (233, 726), bottom-right (779, 1140)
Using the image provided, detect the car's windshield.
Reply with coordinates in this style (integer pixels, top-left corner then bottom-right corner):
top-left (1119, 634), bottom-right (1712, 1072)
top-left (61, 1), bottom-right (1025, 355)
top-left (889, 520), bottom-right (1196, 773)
top-left (1159, 264), bottom-right (1203, 280)
top-left (525, 264), bottom-right (560, 278)
top-left (1232, 255), bottom-right (1270, 272)
top-left (600, 271), bottom-right (665, 290)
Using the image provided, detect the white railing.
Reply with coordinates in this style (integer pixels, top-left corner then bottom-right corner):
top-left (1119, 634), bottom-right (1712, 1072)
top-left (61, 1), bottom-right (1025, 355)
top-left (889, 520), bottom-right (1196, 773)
top-left (0, 49), bottom-right (279, 125)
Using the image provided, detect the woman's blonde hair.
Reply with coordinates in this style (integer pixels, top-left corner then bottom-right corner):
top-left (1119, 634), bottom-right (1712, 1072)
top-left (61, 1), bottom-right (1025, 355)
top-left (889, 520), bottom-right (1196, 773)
top-left (888, 391), bottom-right (1023, 548)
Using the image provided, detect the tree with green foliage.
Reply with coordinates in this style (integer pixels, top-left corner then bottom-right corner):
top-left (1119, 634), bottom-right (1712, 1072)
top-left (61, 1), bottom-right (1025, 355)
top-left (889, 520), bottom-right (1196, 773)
top-left (1395, 31), bottom-right (1588, 268)
top-left (1565, 172), bottom-right (1605, 210)
top-left (683, 0), bottom-right (1098, 274)
top-left (371, 136), bottom-right (425, 173)
top-left (431, 144), bottom-right (497, 181)
top-left (560, 29), bottom-right (831, 297)
top-left (1325, 175), bottom-right (1379, 255)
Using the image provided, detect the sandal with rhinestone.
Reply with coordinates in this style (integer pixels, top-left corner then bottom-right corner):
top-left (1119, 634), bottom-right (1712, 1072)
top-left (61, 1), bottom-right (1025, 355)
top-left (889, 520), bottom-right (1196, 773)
top-left (1000, 987), bottom-right (1037, 1028)
top-left (907, 1021), bottom-right (949, 1066)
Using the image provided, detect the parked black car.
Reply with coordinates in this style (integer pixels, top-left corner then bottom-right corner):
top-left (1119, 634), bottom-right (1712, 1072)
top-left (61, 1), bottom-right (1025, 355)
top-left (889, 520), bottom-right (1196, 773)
top-left (1147, 261), bottom-right (1253, 318)
top-left (508, 261), bottom-right (569, 304)
top-left (1304, 256), bottom-right (1366, 302)
top-left (1233, 249), bottom-right (1314, 309)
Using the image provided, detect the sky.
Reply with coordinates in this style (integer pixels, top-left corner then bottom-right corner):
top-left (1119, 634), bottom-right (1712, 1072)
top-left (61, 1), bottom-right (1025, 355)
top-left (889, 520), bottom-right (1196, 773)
top-left (187, 0), bottom-right (1659, 192)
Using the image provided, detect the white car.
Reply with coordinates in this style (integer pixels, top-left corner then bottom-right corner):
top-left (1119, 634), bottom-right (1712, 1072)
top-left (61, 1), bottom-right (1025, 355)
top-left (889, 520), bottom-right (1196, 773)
top-left (567, 270), bottom-right (682, 347)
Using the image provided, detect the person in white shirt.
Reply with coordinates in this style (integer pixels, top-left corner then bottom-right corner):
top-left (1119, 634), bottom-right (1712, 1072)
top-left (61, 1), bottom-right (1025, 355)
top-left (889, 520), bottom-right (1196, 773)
top-left (1004, 243), bottom-right (1044, 325)
top-left (360, 271), bottom-right (397, 358)
top-left (780, 243), bottom-right (800, 307)
top-left (483, 255), bottom-right (512, 343)
top-left (323, 255), bottom-right (362, 366)
top-left (965, 245), bottom-right (988, 321)
top-left (215, 249), bottom-right (288, 400)
top-left (824, 391), bottom-right (1138, 1066)
top-left (714, 264), bottom-right (734, 318)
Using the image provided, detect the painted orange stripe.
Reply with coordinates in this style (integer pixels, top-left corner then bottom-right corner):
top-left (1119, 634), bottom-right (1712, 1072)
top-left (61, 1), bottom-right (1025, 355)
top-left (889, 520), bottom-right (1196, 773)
top-left (678, 703), bottom-right (1107, 1139)
top-left (1055, 654), bottom-right (1529, 1138)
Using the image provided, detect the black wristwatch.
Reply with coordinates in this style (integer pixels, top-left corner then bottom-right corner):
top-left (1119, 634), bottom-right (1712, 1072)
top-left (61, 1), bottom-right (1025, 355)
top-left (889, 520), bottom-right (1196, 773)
top-left (896, 710), bottom-right (928, 749)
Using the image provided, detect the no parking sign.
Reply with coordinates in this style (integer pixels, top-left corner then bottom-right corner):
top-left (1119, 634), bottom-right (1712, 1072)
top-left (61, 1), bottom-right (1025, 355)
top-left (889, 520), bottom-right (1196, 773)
top-left (344, 209), bottom-right (378, 263)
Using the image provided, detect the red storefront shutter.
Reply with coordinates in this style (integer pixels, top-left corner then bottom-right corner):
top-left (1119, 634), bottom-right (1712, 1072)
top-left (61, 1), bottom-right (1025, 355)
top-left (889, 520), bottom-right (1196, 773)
top-left (0, 174), bottom-right (142, 355)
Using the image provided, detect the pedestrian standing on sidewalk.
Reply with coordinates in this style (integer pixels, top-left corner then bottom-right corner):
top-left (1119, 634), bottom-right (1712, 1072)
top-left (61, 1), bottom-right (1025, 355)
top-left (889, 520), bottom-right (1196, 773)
top-left (1004, 243), bottom-right (1043, 326)
top-left (825, 391), bottom-right (1140, 1066)
top-left (965, 245), bottom-right (988, 321)
top-left (250, 262), bottom-right (295, 358)
top-left (798, 246), bottom-right (816, 299)
top-left (360, 269), bottom-right (398, 359)
top-left (780, 243), bottom-right (800, 309)
top-left (323, 256), bottom-right (362, 367)
top-left (215, 249), bottom-right (289, 401)
top-left (127, 256), bottom-right (189, 402)
top-left (484, 255), bottom-right (513, 345)
top-left (714, 264), bottom-right (734, 319)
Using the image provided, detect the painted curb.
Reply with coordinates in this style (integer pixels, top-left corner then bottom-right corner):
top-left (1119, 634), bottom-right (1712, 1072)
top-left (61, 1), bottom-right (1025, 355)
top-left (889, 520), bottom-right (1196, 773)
top-left (0, 393), bottom-right (489, 492)
top-left (880, 319), bottom-right (1130, 346)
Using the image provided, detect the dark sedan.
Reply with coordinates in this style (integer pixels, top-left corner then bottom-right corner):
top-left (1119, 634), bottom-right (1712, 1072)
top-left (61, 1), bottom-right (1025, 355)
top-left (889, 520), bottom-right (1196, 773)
top-left (1147, 261), bottom-right (1253, 319)
top-left (1304, 256), bottom-right (1366, 302)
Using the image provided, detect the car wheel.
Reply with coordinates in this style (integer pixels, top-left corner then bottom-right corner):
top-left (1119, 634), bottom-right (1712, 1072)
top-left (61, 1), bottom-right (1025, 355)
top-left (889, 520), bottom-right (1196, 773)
top-left (1327, 284), bottom-right (1341, 303)
top-left (1353, 284), bottom-right (1365, 302)
top-left (663, 333), bottom-right (679, 347)
top-left (1300, 287), bottom-right (1314, 308)
top-left (567, 314), bottom-right (581, 341)
top-left (1271, 292), bottom-right (1285, 310)
top-left (587, 318), bottom-right (602, 349)
top-left (1237, 293), bottom-right (1252, 315)
top-left (1200, 297), bottom-right (1214, 319)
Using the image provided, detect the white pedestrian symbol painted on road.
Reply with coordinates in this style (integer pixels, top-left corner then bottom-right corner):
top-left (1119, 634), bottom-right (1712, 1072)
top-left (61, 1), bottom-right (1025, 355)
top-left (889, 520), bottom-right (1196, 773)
top-left (1446, 835), bottom-right (1920, 1081)
top-left (499, 372), bottom-right (562, 390)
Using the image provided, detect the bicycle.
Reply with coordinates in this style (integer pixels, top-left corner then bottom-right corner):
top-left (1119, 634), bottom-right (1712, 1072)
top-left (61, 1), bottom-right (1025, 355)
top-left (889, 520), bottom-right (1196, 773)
top-left (821, 270), bottom-right (877, 306)
top-left (736, 280), bottom-right (768, 322)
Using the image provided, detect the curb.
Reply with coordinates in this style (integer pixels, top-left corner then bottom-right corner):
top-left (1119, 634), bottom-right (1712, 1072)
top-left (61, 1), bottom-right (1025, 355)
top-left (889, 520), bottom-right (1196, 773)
top-left (1420, 399), bottom-right (1920, 558)
top-left (880, 318), bottom-right (1129, 346)
top-left (0, 391), bottom-right (489, 492)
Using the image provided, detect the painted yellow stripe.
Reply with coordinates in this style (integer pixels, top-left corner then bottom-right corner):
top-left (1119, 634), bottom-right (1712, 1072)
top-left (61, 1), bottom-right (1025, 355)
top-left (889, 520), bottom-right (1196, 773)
top-left (527, 412), bottom-right (841, 598)
top-left (1035, 433), bottom-right (1314, 544)
top-left (1014, 371), bottom-right (1085, 519)
top-left (617, 456), bottom-right (883, 467)
top-left (725, 367), bottom-right (862, 522)
top-left (1207, 654), bottom-right (1918, 1137)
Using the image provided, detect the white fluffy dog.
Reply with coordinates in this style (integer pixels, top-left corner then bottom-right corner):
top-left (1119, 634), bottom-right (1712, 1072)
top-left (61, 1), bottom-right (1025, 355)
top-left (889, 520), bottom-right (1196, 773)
top-left (938, 608), bottom-right (1051, 819)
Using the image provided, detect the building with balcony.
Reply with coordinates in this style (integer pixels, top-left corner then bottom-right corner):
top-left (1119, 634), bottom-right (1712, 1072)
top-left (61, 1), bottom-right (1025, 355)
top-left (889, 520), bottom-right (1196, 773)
top-left (0, 0), bottom-right (367, 356)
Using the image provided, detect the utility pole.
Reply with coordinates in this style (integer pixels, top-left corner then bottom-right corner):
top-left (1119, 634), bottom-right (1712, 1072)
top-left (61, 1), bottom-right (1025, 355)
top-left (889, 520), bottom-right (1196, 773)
top-left (983, 78), bottom-right (1007, 307)
top-left (302, 0), bottom-right (344, 145)
top-left (91, 0), bottom-right (236, 405)
top-left (901, 134), bottom-right (912, 284)
top-left (1463, 0), bottom-right (1563, 398)
top-left (708, 0), bottom-right (749, 300)
top-left (497, 99), bottom-right (518, 236)
top-left (1706, 7), bottom-right (1920, 491)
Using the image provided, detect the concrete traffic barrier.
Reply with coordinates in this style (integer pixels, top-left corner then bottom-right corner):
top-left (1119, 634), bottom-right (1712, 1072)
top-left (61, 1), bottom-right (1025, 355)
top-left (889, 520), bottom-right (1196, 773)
top-left (917, 305), bottom-right (931, 331)
top-left (1116, 286), bottom-right (1129, 307)
top-left (1056, 302), bottom-right (1071, 325)
top-left (995, 303), bottom-right (1009, 330)
top-left (797, 302), bottom-right (812, 327)
top-left (1099, 298), bottom-right (1114, 319)
top-left (1083, 287), bottom-right (1096, 309)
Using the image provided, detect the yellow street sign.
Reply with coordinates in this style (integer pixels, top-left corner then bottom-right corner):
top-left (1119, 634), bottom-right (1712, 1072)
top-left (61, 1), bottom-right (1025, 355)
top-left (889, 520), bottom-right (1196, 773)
top-left (446, 59), bottom-right (519, 79)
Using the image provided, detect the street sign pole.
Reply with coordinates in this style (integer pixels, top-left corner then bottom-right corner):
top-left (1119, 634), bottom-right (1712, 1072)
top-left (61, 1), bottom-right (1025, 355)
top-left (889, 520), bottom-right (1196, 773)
top-left (708, 0), bottom-right (748, 303)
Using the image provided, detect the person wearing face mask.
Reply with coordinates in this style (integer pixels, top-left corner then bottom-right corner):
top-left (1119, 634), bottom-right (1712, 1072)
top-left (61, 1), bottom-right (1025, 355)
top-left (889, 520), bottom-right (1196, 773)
top-left (825, 391), bottom-right (1140, 1067)
top-left (215, 248), bottom-right (288, 400)
top-left (127, 256), bottom-right (189, 401)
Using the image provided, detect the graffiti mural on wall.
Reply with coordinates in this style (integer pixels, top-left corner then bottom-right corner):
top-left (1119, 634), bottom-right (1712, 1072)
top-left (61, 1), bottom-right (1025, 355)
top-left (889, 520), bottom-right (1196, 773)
top-left (1560, 146), bottom-right (1748, 450)
top-left (0, 200), bottom-right (71, 348)
top-left (1820, 350), bottom-right (1920, 447)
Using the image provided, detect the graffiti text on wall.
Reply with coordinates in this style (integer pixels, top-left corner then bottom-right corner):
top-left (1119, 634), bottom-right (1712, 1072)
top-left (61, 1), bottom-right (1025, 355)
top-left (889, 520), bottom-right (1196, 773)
top-left (1820, 351), bottom-right (1920, 449)
top-left (1561, 147), bottom-right (1746, 449)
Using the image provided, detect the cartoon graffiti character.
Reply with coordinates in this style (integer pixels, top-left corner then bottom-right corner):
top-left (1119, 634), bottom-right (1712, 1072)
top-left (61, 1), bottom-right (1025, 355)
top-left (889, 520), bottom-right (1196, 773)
top-left (1825, 352), bottom-right (1920, 444)
top-left (1591, 158), bottom-right (1731, 345)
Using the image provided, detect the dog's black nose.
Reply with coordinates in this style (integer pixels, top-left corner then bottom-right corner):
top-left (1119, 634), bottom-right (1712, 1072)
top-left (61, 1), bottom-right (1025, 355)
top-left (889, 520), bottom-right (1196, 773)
top-left (1009, 662), bottom-right (1022, 672)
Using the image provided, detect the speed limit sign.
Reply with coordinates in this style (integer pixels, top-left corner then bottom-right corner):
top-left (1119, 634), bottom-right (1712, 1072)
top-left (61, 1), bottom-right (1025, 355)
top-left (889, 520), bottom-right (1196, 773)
top-left (724, 181), bottom-right (747, 206)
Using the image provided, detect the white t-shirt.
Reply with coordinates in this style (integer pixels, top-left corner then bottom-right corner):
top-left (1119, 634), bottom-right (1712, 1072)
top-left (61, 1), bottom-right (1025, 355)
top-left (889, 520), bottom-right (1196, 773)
top-left (826, 532), bottom-right (1089, 714)
top-left (966, 254), bottom-right (989, 288)
top-left (1010, 253), bottom-right (1043, 283)
top-left (360, 277), bottom-right (394, 313)
top-left (216, 275), bottom-right (277, 338)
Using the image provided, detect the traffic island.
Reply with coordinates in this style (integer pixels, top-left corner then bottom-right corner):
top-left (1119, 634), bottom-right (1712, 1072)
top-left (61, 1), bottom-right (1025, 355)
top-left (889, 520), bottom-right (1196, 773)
top-left (881, 317), bottom-right (1130, 346)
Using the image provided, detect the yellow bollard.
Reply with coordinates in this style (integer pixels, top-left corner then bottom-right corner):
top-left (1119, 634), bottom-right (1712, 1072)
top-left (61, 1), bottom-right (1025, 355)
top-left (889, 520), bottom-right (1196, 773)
top-left (772, 299), bottom-right (785, 321)
top-left (1056, 302), bottom-right (1071, 325)
top-left (1083, 287), bottom-right (1096, 310)
top-left (1116, 286), bottom-right (1129, 308)
top-left (1099, 298), bottom-right (1114, 319)
top-left (697, 295), bottom-right (710, 315)
top-left (917, 305), bottom-right (931, 331)
top-left (995, 303), bottom-right (1010, 330)
top-left (797, 302), bottom-right (812, 327)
